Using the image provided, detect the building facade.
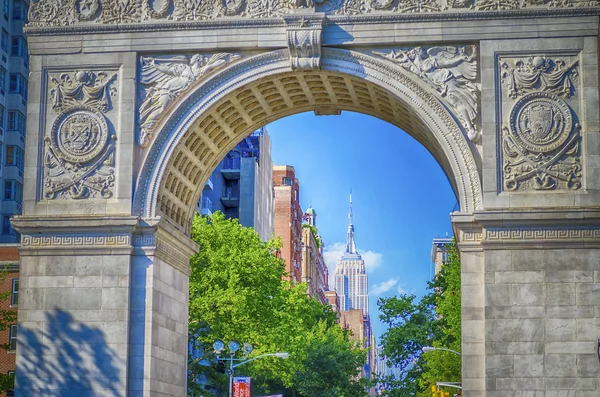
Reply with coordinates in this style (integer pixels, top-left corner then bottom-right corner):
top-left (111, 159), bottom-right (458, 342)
top-left (272, 165), bottom-right (302, 284)
top-left (431, 237), bottom-right (453, 276)
top-left (197, 127), bottom-right (273, 241)
top-left (301, 208), bottom-right (328, 304)
top-left (0, 1), bottom-right (28, 243)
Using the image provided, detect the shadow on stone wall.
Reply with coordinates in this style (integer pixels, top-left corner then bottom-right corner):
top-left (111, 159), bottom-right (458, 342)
top-left (15, 310), bottom-right (124, 396)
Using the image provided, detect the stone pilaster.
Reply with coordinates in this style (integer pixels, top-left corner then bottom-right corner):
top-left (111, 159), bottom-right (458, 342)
top-left (10, 216), bottom-right (196, 396)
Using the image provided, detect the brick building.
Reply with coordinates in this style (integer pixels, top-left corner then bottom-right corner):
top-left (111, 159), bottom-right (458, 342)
top-left (0, 245), bottom-right (19, 396)
top-left (272, 165), bottom-right (302, 284)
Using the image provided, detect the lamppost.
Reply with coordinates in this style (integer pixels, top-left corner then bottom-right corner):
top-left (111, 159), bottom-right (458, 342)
top-left (213, 339), bottom-right (289, 397)
top-left (422, 346), bottom-right (461, 355)
top-left (422, 347), bottom-right (462, 396)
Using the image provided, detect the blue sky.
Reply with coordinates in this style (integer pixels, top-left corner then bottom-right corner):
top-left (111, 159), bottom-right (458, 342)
top-left (266, 111), bottom-right (457, 341)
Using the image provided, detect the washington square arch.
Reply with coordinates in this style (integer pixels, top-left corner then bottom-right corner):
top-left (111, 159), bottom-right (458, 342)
top-left (8, 0), bottom-right (600, 395)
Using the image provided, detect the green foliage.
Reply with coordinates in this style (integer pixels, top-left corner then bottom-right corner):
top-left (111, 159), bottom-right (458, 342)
top-left (377, 240), bottom-right (461, 397)
top-left (302, 223), bottom-right (322, 248)
top-left (188, 212), bottom-right (366, 397)
top-left (0, 266), bottom-right (17, 393)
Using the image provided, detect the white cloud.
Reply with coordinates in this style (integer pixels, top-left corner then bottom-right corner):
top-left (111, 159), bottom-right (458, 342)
top-left (372, 279), bottom-right (398, 295)
top-left (323, 242), bottom-right (384, 289)
top-left (397, 285), bottom-right (416, 296)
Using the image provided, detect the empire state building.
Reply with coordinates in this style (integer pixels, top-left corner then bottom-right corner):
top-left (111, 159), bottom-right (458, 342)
top-left (334, 193), bottom-right (369, 314)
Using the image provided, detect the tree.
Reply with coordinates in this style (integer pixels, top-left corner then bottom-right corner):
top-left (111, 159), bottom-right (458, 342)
top-left (377, 240), bottom-right (461, 397)
top-left (188, 212), bottom-right (367, 396)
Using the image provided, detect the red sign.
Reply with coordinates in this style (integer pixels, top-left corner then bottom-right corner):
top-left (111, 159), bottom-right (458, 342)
top-left (233, 377), bottom-right (251, 397)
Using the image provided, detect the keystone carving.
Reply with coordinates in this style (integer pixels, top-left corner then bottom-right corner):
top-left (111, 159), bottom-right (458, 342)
top-left (49, 70), bottom-right (117, 114)
top-left (27, 0), bottom-right (600, 26)
top-left (285, 17), bottom-right (323, 71)
top-left (138, 53), bottom-right (241, 147)
top-left (499, 55), bottom-right (582, 192)
top-left (373, 46), bottom-right (480, 142)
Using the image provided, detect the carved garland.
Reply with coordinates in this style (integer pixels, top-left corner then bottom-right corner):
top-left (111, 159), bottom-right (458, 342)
top-left (43, 70), bottom-right (118, 200)
top-left (27, 0), bottom-right (600, 26)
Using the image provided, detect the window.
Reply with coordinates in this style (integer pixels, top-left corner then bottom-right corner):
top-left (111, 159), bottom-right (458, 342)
top-left (9, 74), bottom-right (27, 99)
top-left (2, 216), bottom-right (10, 234)
top-left (0, 67), bottom-right (5, 95)
top-left (0, 29), bottom-right (7, 52)
top-left (8, 324), bottom-right (16, 351)
top-left (7, 112), bottom-right (25, 135)
top-left (2, 0), bottom-right (7, 17)
top-left (282, 177), bottom-right (293, 186)
top-left (5, 145), bottom-right (12, 165)
top-left (10, 37), bottom-right (26, 58)
top-left (4, 180), bottom-right (22, 202)
top-left (10, 278), bottom-right (17, 306)
top-left (5, 146), bottom-right (23, 170)
top-left (12, 1), bottom-right (23, 20)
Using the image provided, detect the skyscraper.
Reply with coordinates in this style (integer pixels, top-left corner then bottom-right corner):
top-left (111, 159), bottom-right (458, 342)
top-left (335, 193), bottom-right (369, 313)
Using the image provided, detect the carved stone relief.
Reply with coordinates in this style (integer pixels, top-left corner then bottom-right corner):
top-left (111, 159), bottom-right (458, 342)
top-left (138, 53), bottom-right (241, 147)
top-left (499, 55), bottom-right (581, 192)
top-left (373, 45), bottom-right (480, 142)
top-left (43, 71), bottom-right (118, 200)
top-left (27, 0), bottom-right (600, 26)
top-left (285, 17), bottom-right (323, 70)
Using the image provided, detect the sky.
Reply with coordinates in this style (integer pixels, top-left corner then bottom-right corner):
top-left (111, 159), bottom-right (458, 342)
top-left (266, 111), bottom-right (457, 341)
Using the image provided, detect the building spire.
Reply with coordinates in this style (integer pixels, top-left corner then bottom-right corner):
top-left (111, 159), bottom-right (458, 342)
top-left (346, 190), bottom-right (357, 254)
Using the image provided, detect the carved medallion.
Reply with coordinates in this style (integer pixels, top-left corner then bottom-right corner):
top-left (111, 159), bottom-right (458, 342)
top-left (51, 107), bottom-right (109, 164)
top-left (44, 105), bottom-right (117, 200)
top-left (509, 92), bottom-right (572, 154)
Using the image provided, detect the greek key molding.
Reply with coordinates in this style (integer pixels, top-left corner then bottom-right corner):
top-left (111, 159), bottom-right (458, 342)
top-left (485, 227), bottom-right (600, 241)
top-left (21, 233), bottom-right (131, 247)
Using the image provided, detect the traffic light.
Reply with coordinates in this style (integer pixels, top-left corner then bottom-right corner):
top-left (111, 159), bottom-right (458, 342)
top-left (431, 386), bottom-right (451, 397)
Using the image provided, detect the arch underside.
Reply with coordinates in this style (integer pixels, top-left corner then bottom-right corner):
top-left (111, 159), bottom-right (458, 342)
top-left (137, 50), bottom-right (482, 233)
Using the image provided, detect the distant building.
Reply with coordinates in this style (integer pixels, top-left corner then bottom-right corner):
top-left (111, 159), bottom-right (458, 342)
top-left (273, 165), bottom-right (303, 284)
top-left (325, 290), bottom-right (340, 313)
top-left (431, 237), bottom-right (453, 276)
top-left (334, 193), bottom-right (374, 384)
top-left (301, 207), bottom-right (328, 304)
top-left (0, 1), bottom-right (30, 243)
top-left (335, 193), bottom-right (368, 314)
top-left (197, 127), bottom-right (274, 241)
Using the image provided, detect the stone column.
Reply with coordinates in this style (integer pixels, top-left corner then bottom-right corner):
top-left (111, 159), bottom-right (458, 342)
top-left (11, 216), bottom-right (196, 396)
top-left (455, 210), bottom-right (600, 397)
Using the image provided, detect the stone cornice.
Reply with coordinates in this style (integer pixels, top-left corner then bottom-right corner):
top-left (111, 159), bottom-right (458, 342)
top-left (24, 8), bottom-right (600, 36)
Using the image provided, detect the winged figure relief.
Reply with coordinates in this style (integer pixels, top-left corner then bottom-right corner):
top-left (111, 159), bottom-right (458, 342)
top-left (375, 46), bottom-right (480, 142)
top-left (138, 53), bottom-right (241, 147)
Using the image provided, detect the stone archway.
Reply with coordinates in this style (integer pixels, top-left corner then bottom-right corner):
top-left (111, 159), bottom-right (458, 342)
top-left (134, 48), bottom-right (483, 233)
top-left (11, 4), bottom-right (600, 397)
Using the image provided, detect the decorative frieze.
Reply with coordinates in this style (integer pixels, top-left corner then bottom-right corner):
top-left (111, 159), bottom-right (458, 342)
top-left (138, 53), bottom-right (241, 147)
top-left (498, 55), bottom-right (581, 192)
top-left (27, 0), bottom-right (600, 27)
top-left (44, 70), bottom-right (119, 200)
top-left (373, 46), bottom-right (480, 142)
